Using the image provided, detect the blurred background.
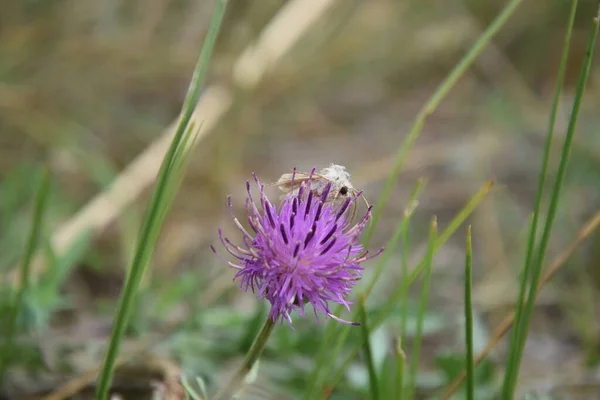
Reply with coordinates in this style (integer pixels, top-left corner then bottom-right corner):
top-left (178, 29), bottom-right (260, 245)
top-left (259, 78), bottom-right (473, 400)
top-left (1, 0), bottom-right (600, 399)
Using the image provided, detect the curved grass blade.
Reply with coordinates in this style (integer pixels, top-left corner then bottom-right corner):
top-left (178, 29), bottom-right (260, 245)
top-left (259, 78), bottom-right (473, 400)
top-left (407, 216), bottom-right (437, 398)
top-left (0, 167), bottom-right (51, 383)
top-left (95, 2), bottom-right (229, 398)
top-left (365, 178), bottom-right (427, 297)
top-left (358, 295), bottom-right (379, 400)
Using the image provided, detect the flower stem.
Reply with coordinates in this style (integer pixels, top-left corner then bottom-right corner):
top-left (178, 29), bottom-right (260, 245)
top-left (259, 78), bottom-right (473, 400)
top-left (214, 316), bottom-right (276, 400)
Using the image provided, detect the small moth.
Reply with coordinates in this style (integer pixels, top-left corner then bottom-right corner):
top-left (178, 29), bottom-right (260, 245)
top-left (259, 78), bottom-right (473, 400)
top-left (273, 164), bottom-right (369, 220)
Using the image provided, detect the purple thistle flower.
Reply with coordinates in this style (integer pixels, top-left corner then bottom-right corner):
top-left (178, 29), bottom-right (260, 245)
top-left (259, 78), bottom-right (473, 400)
top-left (211, 168), bottom-right (382, 327)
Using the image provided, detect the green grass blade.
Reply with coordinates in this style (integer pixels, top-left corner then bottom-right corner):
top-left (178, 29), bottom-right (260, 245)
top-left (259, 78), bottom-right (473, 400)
top-left (464, 226), bottom-right (474, 400)
top-left (407, 216), bottom-right (437, 399)
top-left (503, 6), bottom-right (600, 396)
top-left (365, 178), bottom-right (427, 297)
top-left (0, 167), bottom-right (51, 382)
top-left (310, 181), bottom-right (493, 397)
top-left (399, 205), bottom-right (411, 385)
top-left (399, 181), bottom-right (424, 398)
top-left (502, 0), bottom-right (579, 393)
top-left (358, 295), bottom-right (379, 400)
top-left (362, 0), bottom-right (525, 248)
top-left (94, 2), bottom-right (229, 398)
top-left (157, 122), bottom-right (203, 225)
top-left (395, 337), bottom-right (407, 400)
top-left (503, 4), bottom-right (599, 397)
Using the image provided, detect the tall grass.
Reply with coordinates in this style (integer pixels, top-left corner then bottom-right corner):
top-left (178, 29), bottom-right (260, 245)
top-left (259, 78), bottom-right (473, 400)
top-left (94, 1), bottom-right (229, 398)
top-left (502, 3), bottom-right (599, 397)
top-left (500, 2), bottom-right (579, 394)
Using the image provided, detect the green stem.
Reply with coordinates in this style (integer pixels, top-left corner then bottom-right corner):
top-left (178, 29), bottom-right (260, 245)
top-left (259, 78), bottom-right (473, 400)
top-left (502, 0), bottom-right (579, 393)
top-left (395, 338), bottom-right (406, 400)
top-left (407, 216), bottom-right (436, 398)
top-left (358, 296), bottom-right (379, 400)
top-left (95, 2), bottom-right (229, 398)
top-left (503, 3), bottom-right (599, 396)
top-left (0, 167), bottom-right (51, 383)
top-left (464, 226), bottom-right (474, 400)
top-left (214, 316), bottom-right (276, 400)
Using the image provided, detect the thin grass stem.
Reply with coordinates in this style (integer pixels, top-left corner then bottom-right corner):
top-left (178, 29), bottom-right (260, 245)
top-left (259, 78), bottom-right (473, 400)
top-left (502, 0), bottom-right (579, 393)
top-left (0, 167), bottom-right (51, 383)
top-left (395, 337), bottom-right (407, 400)
top-left (213, 316), bottom-right (276, 400)
top-left (407, 216), bottom-right (437, 398)
top-left (503, 4), bottom-right (599, 397)
top-left (464, 226), bottom-right (475, 400)
top-left (358, 295), bottom-right (379, 400)
top-left (364, 178), bottom-right (427, 297)
top-left (95, 2), bottom-right (229, 398)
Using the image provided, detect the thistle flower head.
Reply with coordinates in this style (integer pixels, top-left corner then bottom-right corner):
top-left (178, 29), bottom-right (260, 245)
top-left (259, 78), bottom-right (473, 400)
top-left (211, 168), bottom-right (381, 326)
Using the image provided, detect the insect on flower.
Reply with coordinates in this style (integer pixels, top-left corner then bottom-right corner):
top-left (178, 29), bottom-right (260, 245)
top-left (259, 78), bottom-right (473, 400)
top-left (273, 163), bottom-right (369, 222)
top-left (211, 169), bottom-right (382, 327)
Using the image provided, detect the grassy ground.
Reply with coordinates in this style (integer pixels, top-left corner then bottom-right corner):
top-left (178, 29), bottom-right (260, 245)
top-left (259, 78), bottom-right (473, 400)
top-left (1, 0), bottom-right (600, 399)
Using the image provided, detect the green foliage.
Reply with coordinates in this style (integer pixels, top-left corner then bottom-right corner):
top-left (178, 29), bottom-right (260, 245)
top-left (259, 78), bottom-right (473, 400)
top-left (95, 1), bottom-right (230, 397)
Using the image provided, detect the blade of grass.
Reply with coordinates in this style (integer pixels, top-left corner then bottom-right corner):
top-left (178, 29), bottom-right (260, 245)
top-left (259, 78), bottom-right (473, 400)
top-left (502, 4), bottom-right (599, 397)
top-left (0, 167), bottom-right (51, 383)
top-left (399, 181), bottom-right (423, 399)
top-left (365, 178), bottom-right (427, 297)
top-left (310, 181), bottom-right (494, 398)
top-left (407, 216), bottom-right (437, 399)
top-left (464, 226), bottom-right (474, 400)
top-left (157, 122), bottom-right (203, 224)
top-left (358, 295), bottom-right (379, 400)
top-left (394, 337), bottom-right (407, 400)
top-left (399, 200), bottom-right (411, 385)
top-left (441, 212), bottom-right (600, 399)
top-left (94, 2), bottom-right (229, 398)
top-left (305, 178), bottom-right (427, 399)
top-left (362, 0), bottom-right (525, 248)
top-left (502, 0), bottom-right (579, 393)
